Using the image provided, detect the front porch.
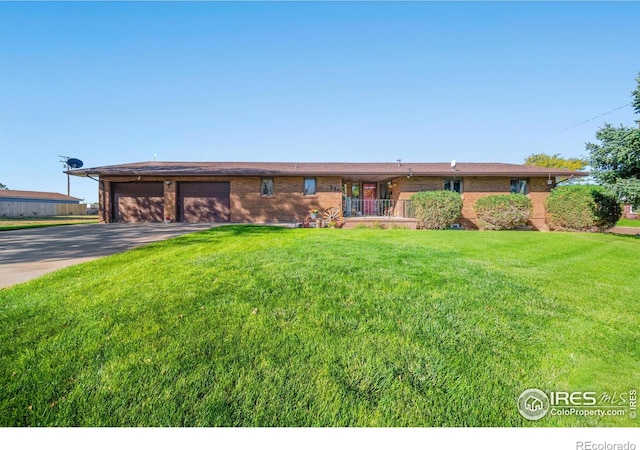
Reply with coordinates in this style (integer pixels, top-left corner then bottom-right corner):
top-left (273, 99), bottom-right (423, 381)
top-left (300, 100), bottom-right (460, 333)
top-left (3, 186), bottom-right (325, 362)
top-left (295, 199), bottom-right (416, 229)
top-left (342, 199), bottom-right (414, 219)
top-left (342, 198), bottom-right (416, 228)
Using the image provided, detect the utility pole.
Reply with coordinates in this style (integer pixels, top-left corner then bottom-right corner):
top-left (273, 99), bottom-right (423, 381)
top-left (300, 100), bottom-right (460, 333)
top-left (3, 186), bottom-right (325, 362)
top-left (59, 156), bottom-right (83, 197)
top-left (59, 155), bottom-right (71, 196)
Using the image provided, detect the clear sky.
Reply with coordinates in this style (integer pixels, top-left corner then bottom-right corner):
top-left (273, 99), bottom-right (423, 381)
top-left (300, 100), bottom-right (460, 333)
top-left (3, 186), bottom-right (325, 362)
top-left (1, 2), bottom-right (638, 203)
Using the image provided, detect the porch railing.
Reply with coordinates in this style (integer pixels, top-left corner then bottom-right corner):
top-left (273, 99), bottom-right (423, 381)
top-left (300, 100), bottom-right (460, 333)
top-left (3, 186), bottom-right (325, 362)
top-left (343, 199), bottom-right (413, 218)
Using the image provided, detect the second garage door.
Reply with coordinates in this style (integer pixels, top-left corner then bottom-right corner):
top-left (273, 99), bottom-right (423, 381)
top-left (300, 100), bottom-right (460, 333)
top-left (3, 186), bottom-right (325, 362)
top-left (179, 182), bottom-right (231, 223)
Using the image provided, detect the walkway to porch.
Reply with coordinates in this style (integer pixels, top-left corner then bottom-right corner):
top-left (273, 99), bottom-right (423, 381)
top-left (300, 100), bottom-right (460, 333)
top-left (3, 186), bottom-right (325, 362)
top-left (342, 216), bottom-right (418, 229)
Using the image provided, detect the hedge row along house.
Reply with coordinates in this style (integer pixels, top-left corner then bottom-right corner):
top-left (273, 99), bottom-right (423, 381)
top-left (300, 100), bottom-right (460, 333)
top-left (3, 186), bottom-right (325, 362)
top-left (68, 161), bottom-right (588, 230)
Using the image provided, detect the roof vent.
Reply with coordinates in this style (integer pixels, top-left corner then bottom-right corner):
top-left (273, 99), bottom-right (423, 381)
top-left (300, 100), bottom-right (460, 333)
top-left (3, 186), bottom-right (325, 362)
top-left (397, 159), bottom-right (402, 167)
top-left (451, 160), bottom-right (457, 171)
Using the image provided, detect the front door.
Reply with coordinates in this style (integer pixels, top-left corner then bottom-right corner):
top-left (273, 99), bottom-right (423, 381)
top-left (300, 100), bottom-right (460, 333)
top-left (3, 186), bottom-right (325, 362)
top-left (363, 183), bottom-right (377, 215)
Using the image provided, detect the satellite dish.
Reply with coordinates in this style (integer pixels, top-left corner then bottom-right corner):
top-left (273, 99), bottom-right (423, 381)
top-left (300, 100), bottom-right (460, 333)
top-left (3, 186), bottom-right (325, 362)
top-left (67, 158), bottom-right (84, 169)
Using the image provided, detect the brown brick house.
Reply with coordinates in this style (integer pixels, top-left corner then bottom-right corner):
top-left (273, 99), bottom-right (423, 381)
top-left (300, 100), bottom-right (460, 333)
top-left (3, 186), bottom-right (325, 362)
top-left (622, 204), bottom-right (639, 220)
top-left (69, 161), bottom-right (587, 230)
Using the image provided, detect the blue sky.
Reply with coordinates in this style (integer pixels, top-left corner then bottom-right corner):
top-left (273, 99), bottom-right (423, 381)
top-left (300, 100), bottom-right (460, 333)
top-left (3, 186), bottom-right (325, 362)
top-left (0, 2), bottom-right (638, 203)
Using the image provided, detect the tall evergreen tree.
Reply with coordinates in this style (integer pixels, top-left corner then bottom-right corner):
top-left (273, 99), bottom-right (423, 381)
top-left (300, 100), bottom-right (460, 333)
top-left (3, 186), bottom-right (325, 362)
top-left (587, 72), bottom-right (640, 207)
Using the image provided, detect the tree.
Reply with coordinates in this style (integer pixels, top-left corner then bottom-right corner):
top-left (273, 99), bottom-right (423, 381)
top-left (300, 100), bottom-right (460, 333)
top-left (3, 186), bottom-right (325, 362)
top-left (0, 182), bottom-right (8, 190)
top-left (524, 153), bottom-right (588, 171)
top-left (632, 72), bottom-right (640, 115)
top-left (587, 71), bottom-right (640, 207)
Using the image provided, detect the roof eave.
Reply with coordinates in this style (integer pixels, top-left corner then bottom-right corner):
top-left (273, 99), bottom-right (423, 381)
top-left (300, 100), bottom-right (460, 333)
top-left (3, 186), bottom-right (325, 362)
top-left (72, 171), bottom-right (590, 178)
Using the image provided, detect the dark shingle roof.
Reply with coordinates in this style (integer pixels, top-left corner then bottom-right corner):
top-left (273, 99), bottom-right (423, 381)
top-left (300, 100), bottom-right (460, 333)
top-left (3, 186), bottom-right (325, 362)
top-left (69, 161), bottom-right (589, 178)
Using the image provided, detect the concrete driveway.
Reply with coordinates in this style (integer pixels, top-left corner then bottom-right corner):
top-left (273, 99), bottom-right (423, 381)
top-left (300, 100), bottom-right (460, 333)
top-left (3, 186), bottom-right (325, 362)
top-left (0, 223), bottom-right (214, 289)
top-left (607, 226), bottom-right (640, 236)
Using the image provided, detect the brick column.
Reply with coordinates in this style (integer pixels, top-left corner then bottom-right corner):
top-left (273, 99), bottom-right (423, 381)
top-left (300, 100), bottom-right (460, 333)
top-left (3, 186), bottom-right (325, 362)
top-left (164, 181), bottom-right (177, 222)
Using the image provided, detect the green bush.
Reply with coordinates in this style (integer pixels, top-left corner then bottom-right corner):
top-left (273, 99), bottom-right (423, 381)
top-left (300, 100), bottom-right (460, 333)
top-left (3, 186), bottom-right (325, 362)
top-left (545, 185), bottom-right (621, 232)
top-left (473, 194), bottom-right (533, 230)
top-left (410, 190), bottom-right (463, 229)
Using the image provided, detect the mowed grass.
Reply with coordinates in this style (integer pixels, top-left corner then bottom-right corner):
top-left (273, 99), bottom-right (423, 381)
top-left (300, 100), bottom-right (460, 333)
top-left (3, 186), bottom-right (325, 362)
top-left (0, 215), bottom-right (99, 231)
top-left (617, 218), bottom-right (640, 228)
top-left (0, 226), bottom-right (638, 427)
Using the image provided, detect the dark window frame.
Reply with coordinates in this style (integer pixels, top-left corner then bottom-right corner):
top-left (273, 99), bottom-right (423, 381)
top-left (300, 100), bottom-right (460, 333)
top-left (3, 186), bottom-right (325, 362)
top-left (304, 178), bottom-right (317, 196)
top-left (443, 179), bottom-right (463, 194)
top-left (510, 179), bottom-right (528, 195)
top-left (260, 177), bottom-right (274, 196)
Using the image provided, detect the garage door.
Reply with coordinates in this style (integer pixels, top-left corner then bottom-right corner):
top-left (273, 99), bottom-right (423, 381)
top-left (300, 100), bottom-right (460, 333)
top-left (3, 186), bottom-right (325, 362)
top-left (179, 182), bottom-right (230, 223)
top-left (113, 182), bottom-right (164, 223)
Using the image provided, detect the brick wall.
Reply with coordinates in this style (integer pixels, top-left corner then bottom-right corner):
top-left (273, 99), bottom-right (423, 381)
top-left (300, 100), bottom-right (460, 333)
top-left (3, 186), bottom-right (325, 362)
top-left (165, 181), bottom-right (177, 221)
top-left (623, 204), bottom-right (639, 220)
top-left (98, 181), bottom-right (111, 223)
top-left (229, 176), bottom-right (342, 222)
top-left (527, 178), bottom-right (554, 230)
top-left (98, 174), bottom-right (555, 228)
top-left (398, 176), bottom-right (554, 230)
top-left (99, 175), bottom-right (342, 223)
top-left (395, 176), bottom-right (442, 199)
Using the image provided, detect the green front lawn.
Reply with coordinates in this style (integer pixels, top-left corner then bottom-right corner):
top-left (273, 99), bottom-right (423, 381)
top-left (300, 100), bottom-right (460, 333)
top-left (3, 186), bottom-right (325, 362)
top-left (0, 226), bottom-right (638, 426)
top-left (0, 215), bottom-right (99, 231)
top-left (617, 218), bottom-right (640, 227)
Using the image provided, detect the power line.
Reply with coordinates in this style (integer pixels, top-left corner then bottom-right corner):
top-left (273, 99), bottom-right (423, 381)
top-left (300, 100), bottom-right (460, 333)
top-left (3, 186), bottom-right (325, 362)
top-left (534, 102), bottom-right (632, 141)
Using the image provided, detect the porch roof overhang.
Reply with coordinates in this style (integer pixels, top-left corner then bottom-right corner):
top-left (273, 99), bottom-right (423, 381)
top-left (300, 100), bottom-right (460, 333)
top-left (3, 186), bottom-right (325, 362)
top-left (67, 161), bottom-right (589, 179)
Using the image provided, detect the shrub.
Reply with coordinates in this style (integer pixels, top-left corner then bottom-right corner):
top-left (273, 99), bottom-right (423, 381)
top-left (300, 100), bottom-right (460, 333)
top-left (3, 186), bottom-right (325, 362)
top-left (545, 185), bottom-right (621, 232)
top-left (410, 190), bottom-right (463, 229)
top-left (473, 194), bottom-right (533, 230)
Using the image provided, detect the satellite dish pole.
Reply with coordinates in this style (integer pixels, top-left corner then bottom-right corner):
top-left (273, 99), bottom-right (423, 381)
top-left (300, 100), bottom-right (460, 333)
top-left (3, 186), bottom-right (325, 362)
top-left (59, 156), bottom-right (84, 197)
top-left (59, 155), bottom-right (71, 196)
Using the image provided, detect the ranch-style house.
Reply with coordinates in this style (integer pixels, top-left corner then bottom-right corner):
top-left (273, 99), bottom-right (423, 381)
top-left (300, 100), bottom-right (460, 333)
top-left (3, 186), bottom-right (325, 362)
top-left (69, 161), bottom-right (588, 230)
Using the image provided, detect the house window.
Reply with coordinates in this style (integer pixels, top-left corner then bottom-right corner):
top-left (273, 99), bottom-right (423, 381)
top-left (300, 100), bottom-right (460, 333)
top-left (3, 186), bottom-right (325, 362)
top-left (510, 179), bottom-right (528, 195)
top-left (351, 183), bottom-right (360, 199)
top-left (631, 204), bottom-right (638, 215)
top-left (444, 179), bottom-right (462, 193)
top-left (260, 177), bottom-right (274, 196)
top-left (304, 178), bottom-right (317, 195)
